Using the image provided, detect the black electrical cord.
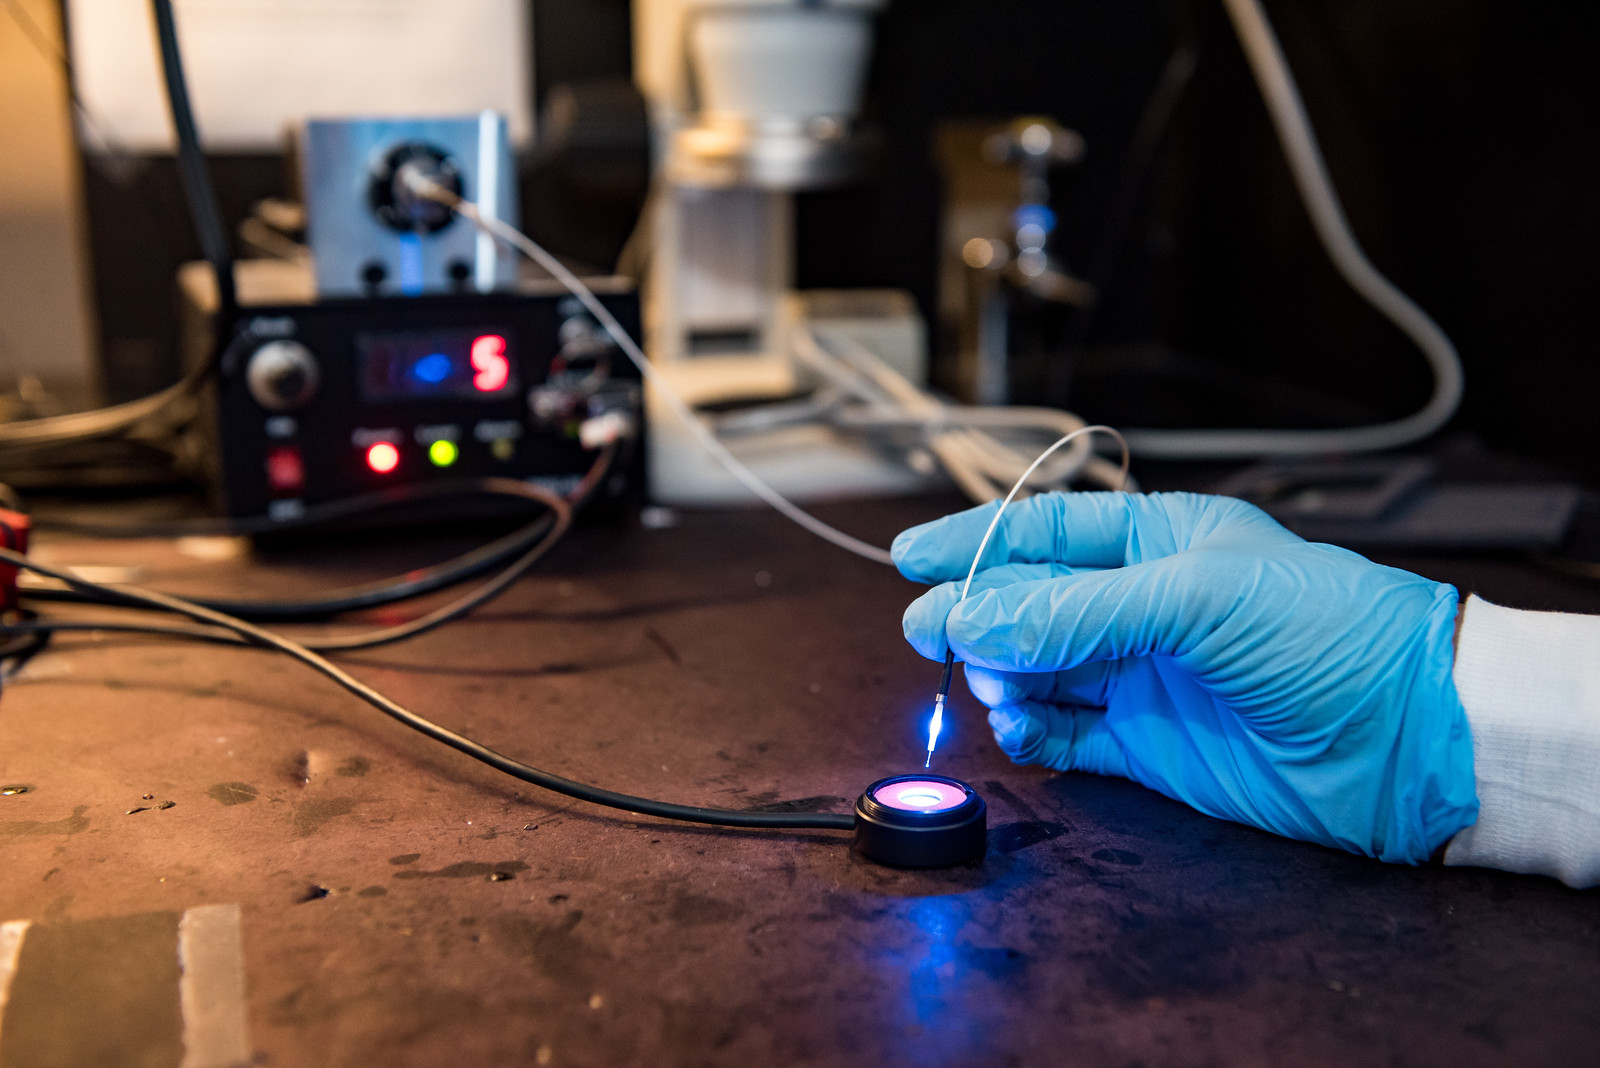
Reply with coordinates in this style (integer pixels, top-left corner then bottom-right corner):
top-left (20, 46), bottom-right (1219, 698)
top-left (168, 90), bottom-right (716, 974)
top-left (0, 630), bottom-right (51, 663)
top-left (2, 618), bottom-right (237, 646)
top-left (149, 0), bottom-right (236, 326)
top-left (292, 500), bottom-right (566, 652)
top-left (1, 0), bottom-right (141, 173)
top-left (0, 610), bottom-right (52, 673)
top-left (26, 475), bottom-right (583, 622)
top-left (23, 441), bottom-right (617, 648)
top-left (0, 547), bottom-right (856, 832)
top-left (9, 524), bottom-right (569, 654)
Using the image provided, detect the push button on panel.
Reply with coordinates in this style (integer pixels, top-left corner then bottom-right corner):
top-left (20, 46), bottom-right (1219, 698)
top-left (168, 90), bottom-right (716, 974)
top-left (265, 446), bottom-right (305, 494)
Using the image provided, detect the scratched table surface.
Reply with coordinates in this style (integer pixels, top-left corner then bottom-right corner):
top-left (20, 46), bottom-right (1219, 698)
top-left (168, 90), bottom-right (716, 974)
top-left (1, 492), bottom-right (1598, 1068)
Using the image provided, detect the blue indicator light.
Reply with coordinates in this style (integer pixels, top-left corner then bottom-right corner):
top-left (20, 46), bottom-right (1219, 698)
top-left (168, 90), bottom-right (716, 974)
top-left (397, 231), bottom-right (425, 296)
top-left (412, 352), bottom-right (452, 384)
top-left (1011, 203), bottom-right (1058, 235)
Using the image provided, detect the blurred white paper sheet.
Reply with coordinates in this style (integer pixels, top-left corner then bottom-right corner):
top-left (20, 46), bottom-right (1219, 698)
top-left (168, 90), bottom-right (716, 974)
top-left (67, 0), bottom-right (532, 152)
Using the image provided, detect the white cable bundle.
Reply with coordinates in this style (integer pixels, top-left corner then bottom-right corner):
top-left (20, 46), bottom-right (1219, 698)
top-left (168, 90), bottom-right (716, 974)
top-left (789, 326), bottom-right (1129, 499)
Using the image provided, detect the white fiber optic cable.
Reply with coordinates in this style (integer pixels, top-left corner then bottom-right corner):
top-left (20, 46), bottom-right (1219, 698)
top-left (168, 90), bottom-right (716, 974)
top-left (413, 177), bottom-right (1127, 568)
top-left (413, 181), bottom-right (896, 565)
top-left (924, 422), bottom-right (1129, 767)
top-left (791, 327), bottom-right (1129, 498)
top-left (957, 425), bottom-right (1129, 602)
top-left (1124, 0), bottom-right (1464, 458)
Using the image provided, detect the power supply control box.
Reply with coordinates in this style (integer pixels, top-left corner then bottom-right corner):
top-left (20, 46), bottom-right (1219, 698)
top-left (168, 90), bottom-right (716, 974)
top-left (180, 262), bottom-right (644, 521)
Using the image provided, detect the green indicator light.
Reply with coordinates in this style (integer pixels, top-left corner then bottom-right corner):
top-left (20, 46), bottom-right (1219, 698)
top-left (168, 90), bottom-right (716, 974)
top-left (427, 439), bottom-right (459, 467)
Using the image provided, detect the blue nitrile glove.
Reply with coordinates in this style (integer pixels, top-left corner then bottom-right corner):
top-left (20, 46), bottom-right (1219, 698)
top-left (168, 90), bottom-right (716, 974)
top-left (894, 492), bottom-right (1478, 864)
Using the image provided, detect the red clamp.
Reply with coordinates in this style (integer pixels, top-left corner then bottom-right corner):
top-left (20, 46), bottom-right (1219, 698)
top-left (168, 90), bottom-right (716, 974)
top-left (0, 509), bottom-right (32, 613)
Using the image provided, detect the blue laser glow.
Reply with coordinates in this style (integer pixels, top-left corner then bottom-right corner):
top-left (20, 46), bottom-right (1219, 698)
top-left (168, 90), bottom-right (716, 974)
top-left (924, 694), bottom-right (945, 768)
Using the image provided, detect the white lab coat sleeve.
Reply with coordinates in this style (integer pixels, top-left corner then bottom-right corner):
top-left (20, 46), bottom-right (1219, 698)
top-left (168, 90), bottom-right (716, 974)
top-left (1443, 594), bottom-right (1600, 887)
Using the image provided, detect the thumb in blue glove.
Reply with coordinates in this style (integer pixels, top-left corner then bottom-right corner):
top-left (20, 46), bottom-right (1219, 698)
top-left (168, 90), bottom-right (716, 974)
top-left (893, 491), bottom-right (1478, 864)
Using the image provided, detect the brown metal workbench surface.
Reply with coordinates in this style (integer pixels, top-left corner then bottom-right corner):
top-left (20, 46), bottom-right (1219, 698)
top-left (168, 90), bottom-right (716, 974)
top-left (1, 496), bottom-right (1597, 1068)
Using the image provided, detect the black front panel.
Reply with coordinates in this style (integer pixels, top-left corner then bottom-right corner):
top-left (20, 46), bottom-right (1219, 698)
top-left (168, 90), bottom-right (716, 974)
top-left (208, 289), bottom-right (643, 520)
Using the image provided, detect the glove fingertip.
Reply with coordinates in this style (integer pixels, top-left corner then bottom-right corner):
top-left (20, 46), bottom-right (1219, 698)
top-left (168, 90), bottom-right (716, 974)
top-left (901, 584), bottom-right (964, 661)
top-left (893, 500), bottom-right (1009, 582)
top-left (902, 628), bottom-right (948, 663)
top-left (890, 525), bottom-right (943, 582)
top-left (944, 589), bottom-right (1031, 672)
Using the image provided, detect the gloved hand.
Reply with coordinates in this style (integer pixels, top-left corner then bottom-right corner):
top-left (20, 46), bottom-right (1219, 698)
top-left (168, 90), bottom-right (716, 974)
top-left (894, 491), bottom-right (1478, 864)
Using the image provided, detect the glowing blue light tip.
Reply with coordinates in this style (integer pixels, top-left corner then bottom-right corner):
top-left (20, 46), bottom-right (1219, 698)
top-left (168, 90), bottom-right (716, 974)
top-left (924, 694), bottom-right (946, 768)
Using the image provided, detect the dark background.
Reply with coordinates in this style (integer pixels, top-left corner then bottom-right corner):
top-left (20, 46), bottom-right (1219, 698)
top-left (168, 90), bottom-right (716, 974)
top-left (75, 0), bottom-right (1600, 478)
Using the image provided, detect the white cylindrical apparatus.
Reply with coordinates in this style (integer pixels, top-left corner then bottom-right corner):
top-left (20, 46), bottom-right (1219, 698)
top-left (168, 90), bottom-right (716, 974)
top-left (690, 5), bottom-right (876, 128)
top-left (655, 0), bottom-right (886, 189)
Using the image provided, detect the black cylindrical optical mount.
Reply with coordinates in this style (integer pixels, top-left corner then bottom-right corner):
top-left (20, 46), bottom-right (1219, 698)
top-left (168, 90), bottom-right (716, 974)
top-left (853, 775), bottom-right (987, 868)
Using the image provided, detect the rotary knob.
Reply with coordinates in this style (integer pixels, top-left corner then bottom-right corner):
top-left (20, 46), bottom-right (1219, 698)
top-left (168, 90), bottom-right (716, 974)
top-left (245, 340), bottom-right (320, 412)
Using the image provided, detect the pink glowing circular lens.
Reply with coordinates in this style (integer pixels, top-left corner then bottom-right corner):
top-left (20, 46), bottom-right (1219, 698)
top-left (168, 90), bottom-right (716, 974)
top-left (873, 779), bottom-right (968, 812)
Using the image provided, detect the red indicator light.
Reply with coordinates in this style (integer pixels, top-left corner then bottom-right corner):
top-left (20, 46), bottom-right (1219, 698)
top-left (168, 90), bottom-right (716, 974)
top-left (365, 441), bottom-right (400, 474)
top-left (265, 446), bottom-right (305, 494)
top-left (470, 334), bottom-right (510, 392)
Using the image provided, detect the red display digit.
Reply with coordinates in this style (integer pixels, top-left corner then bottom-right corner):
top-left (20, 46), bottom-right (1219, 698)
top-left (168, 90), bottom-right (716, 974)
top-left (470, 334), bottom-right (510, 392)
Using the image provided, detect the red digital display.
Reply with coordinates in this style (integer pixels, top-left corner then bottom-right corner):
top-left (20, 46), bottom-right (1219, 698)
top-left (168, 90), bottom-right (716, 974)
top-left (470, 334), bottom-right (510, 392)
top-left (357, 327), bottom-right (518, 401)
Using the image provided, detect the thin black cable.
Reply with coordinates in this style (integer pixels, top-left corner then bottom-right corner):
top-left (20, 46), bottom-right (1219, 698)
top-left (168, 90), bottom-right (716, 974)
top-left (149, 0), bottom-right (236, 325)
top-left (3, 618), bottom-right (238, 645)
top-left (0, 617), bottom-right (50, 661)
top-left (272, 451), bottom-right (603, 651)
top-left (13, 466), bottom-right (578, 655)
top-left (27, 477), bottom-right (575, 621)
top-left (10, 453), bottom-right (568, 654)
top-left (2, 0), bottom-right (143, 175)
top-left (294, 509), bottom-right (567, 651)
top-left (0, 547), bottom-right (856, 831)
top-left (34, 484), bottom-right (569, 654)
top-left (0, 609), bottom-right (53, 681)
top-left (2, 1), bottom-right (61, 64)
top-left (0, 629), bottom-right (51, 661)
top-left (297, 446), bottom-right (621, 649)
